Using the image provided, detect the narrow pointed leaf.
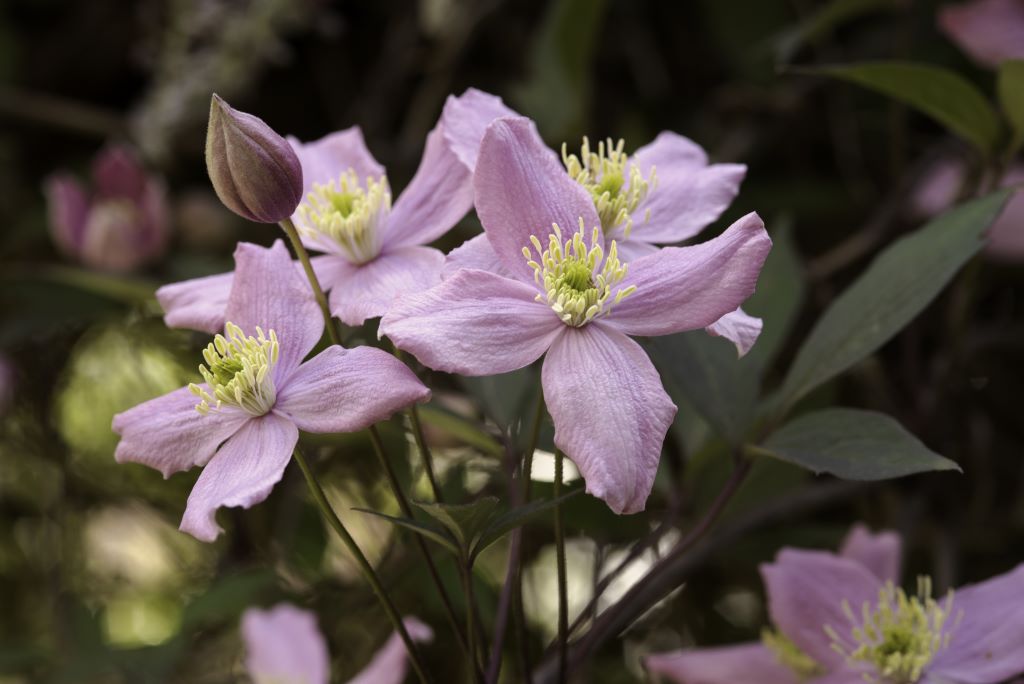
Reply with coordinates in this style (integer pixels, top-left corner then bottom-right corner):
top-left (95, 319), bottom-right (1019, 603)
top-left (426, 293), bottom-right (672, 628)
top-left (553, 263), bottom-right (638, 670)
top-left (762, 408), bottom-right (959, 479)
top-left (998, 60), bottom-right (1024, 157)
top-left (777, 189), bottom-right (1013, 411)
top-left (352, 508), bottom-right (460, 555)
top-left (471, 489), bottom-right (582, 561)
top-left (414, 497), bottom-right (500, 550)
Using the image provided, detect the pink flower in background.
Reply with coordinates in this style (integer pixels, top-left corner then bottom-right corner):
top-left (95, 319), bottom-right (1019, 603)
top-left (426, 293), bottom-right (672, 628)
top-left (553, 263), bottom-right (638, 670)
top-left (113, 241), bottom-right (429, 541)
top-left (44, 144), bottom-right (169, 272)
top-left (645, 524), bottom-right (1024, 684)
top-left (381, 117), bottom-right (771, 514)
top-left (445, 119), bottom-right (760, 354)
top-left (241, 603), bottom-right (432, 684)
top-left (938, 0), bottom-right (1024, 68)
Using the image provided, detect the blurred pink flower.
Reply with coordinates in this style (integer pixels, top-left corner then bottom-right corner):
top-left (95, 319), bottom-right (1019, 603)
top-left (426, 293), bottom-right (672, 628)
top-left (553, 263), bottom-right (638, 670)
top-left (113, 241), bottom-right (429, 541)
top-left (445, 122), bottom-right (760, 355)
top-left (381, 117), bottom-right (771, 514)
top-left (44, 144), bottom-right (169, 272)
top-left (645, 524), bottom-right (1024, 684)
top-left (938, 0), bottom-right (1024, 68)
top-left (241, 603), bottom-right (432, 684)
top-left (909, 159), bottom-right (1024, 261)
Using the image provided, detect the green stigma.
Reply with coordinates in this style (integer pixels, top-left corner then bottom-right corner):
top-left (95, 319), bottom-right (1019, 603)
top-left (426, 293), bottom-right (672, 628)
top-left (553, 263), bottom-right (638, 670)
top-left (826, 577), bottom-right (958, 684)
top-left (189, 322), bottom-right (279, 417)
top-left (562, 137), bottom-right (656, 239)
top-left (761, 628), bottom-right (824, 681)
top-left (297, 168), bottom-right (391, 264)
top-left (522, 218), bottom-right (636, 327)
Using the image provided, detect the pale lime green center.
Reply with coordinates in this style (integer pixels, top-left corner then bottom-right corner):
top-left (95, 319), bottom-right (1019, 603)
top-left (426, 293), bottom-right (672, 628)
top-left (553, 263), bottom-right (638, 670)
top-left (190, 322), bottom-right (279, 416)
top-left (826, 576), bottom-right (957, 684)
top-left (522, 219), bottom-right (635, 327)
top-left (761, 628), bottom-right (824, 681)
top-left (297, 168), bottom-right (391, 264)
top-left (562, 137), bottom-right (656, 238)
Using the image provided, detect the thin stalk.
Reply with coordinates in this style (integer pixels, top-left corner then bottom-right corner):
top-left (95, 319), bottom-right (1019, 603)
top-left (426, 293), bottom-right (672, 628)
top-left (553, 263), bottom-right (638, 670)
top-left (462, 563), bottom-right (483, 684)
top-left (293, 448), bottom-right (431, 684)
top-left (278, 218), bottom-right (342, 346)
top-left (390, 343), bottom-right (444, 503)
top-left (553, 449), bottom-right (568, 684)
top-left (515, 391), bottom-right (546, 683)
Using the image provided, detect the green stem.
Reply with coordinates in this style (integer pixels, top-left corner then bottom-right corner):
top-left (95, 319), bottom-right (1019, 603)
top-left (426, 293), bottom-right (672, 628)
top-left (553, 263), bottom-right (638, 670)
top-left (463, 563), bottom-right (483, 684)
top-left (554, 449), bottom-right (568, 684)
top-left (514, 391), bottom-right (545, 683)
top-left (292, 448), bottom-right (431, 684)
top-left (389, 343), bottom-right (445, 504)
top-left (279, 218), bottom-right (342, 346)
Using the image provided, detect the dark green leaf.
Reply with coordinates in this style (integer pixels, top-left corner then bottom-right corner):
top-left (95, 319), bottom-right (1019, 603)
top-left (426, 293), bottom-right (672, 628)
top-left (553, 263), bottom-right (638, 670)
top-left (998, 60), bottom-right (1024, 157)
top-left (777, 190), bottom-right (1013, 412)
top-left (460, 366), bottom-right (537, 430)
top-left (416, 405), bottom-right (503, 456)
top-left (180, 570), bottom-right (276, 630)
top-left (797, 61), bottom-right (1001, 154)
top-left (352, 508), bottom-right (460, 555)
top-left (471, 489), bottom-right (582, 561)
top-left (762, 408), bottom-right (960, 479)
top-left (415, 497), bottom-right (500, 549)
top-left (774, 0), bottom-right (897, 64)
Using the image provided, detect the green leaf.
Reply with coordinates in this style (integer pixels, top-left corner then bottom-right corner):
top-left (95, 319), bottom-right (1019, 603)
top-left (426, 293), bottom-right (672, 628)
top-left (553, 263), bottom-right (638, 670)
top-left (776, 190), bottom-right (1013, 412)
top-left (647, 331), bottom-right (757, 443)
top-left (416, 405), bottom-right (503, 456)
top-left (762, 408), bottom-right (959, 479)
top-left (998, 60), bottom-right (1024, 157)
top-left (774, 0), bottom-right (897, 65)
top-left (180, 570), bottom-right (276, 630)
top-left (353, 508), bottom-right (460, 555)
top-left (798, 61), bottom-right (1001, 155)
top-left (471, 489), bottom-right (582, 561)
top-left (415, 497), bottom-right (501, 550)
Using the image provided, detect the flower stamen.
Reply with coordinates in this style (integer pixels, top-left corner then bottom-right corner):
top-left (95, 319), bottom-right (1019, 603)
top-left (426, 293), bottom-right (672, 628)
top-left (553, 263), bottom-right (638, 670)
top-left (190, 322), bottom-right (279, 417)
top-left (762, 628), bottom-right (824, 681)
top-left (297, 168), bottom-right (391, 264)
top-left (562, 137), bottom-right (656, 239)
top-left (522, 218), bottom-right (636, 327)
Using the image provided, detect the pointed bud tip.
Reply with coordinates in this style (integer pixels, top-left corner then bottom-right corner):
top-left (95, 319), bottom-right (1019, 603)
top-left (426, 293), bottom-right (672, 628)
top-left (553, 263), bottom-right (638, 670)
top-left (204, 94), bottom-right (303, 224)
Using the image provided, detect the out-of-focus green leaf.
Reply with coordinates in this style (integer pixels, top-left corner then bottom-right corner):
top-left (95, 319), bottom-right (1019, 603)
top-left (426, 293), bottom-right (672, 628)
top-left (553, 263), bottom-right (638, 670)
top-left (179, 569), bottom-right (276, 630)
top-left (460, 366), bottom-right (536, 430)
top-left (762, 408), bottom-right (959, 479)
top-left (415, 497), bottom-right (500, 550)
top-left (997, 60), bottom-right (1024, 157)
top-left (776, 190), bottom-right (1013, 412)
top-left (416, 405), bottom-right (503, 456)
top-left (471, 490), bottom-right (581, 561)
top-left (774, 0), bottom-right (897, 64)
top-left (647, 331), bottom-right (757, 444)
top-left (798, 61), bottom-right (1001, 155)
top-left (353, 508), bottom-right (460, 555)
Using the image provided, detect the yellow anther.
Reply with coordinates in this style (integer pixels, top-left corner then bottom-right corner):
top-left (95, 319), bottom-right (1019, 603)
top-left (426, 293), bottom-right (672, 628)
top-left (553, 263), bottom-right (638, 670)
top-left (297, 169), bottom-right (391, 264)
top-left (190, 322), bottom-right (279, 417)
top-left (562, 137), bottom-right (656, 238)
top-left (761, 628), bottom-right (824, 681)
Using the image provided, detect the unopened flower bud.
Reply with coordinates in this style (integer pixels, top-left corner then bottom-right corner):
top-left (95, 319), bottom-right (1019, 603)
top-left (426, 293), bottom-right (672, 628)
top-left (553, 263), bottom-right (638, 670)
top-left (205, 94), bottom-right (303, 223)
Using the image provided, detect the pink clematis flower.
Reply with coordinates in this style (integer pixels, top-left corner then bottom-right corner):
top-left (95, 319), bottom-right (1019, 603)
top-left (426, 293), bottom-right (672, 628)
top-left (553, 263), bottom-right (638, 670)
top-left (938, 0), bottom-right (1024, 68)
top-left (380, 117), bottom-right (771, 514)
top-left (112, 241), bottom-right (430, 541)
top-left (44, 144), bottom-right (169, 272)
top-left (154, 89), bottom-right (515, 334)
top-left (241, 603), bottom-right (432, 684)
top-left (645, 524), bottom-right (1024, 684)
top-left (445, 120), bottom-right (760, 354)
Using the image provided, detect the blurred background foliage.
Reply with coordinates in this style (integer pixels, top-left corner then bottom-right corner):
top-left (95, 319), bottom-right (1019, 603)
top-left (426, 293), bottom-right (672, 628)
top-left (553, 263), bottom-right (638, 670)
top-left (0, 0), bottom-right (1022, 682)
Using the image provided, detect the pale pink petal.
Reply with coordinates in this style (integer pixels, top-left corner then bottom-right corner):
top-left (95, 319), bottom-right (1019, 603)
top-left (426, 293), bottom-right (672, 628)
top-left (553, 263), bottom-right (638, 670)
top-left (542, 324), bottom-right (676, 515)
top-left (276, 346), bottom-right (429, 433)
top-left (811, 672), bottom-right (872, 684)
top-left (838, 524), bottom-right (902, 583)
top-left (112, 386), bottom-right (248, 478)
top-left (44, 174), bottom-right (90, 256)
top-left (317, 246), bottom-right (445, 326)
top-left (474, 117), bottom-right (599, 283)
top-left (908, 158), bottom-right (966, 220)
top-left (761, 550), bottom-right (883, 670)
top-left (157, 271), bottom-right (234, 334)
top-left (288, 127), bottom-right (385, 206)
top-left (225, 241), bottom-right (323, 382)
top-left (930, 563), bottom-right (1024, 684)
top-left (443, 233), bottom-right (514, 278)
top-left (380, 269), bottom-right (563, 376)
top-left (91, 145), bottom-right (147, 199)
top-left (614, 238), bottom-right (659, 263)
top-left (704, 307), bottom-right (763, 357)
top-left (441, 88), bottom-right (519, 169)
top-left (242, 603), bottom-right (329, 684)
top-left (938, 0), bottom-right (1024, 68)
top-left (986, 170), bottom-right (1024, 262)
top-left (607, 212), bottom-right (772, 337)
top-left (180, 412), bottom-right (298, 542)
top-left (347, 618), bottom-right (434, 684)
top-left (632, 163), bottom-right (747, 244)
top-left (645, 643), bottom-right (798, 684)
top-left (386, 125), bottom-right (473, 249)
top-left (632, 131), bottom-right (710, 176)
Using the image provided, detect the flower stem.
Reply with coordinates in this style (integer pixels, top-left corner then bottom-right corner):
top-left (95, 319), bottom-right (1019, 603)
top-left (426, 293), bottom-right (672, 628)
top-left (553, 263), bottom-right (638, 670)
top-left (462, 561), bottom-right (484, 684)
top-left (292, 447), bottom-right (431, 684)
top-left (388, 342), bottom-right (445, 503)
top-left (553, 448), bottom-right (568, 684)
top-left (278, 217), bottom-right (342, 347)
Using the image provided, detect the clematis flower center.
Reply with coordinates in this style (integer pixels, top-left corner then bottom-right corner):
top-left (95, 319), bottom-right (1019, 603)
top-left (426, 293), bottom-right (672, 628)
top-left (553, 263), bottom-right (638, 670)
top-left (297, 168), bottom-right (391, 264)
top-left (825, 577), bottom-right (957, 684)
top-left (189, 322), bottom-right (279, 417)
top-left (562, 137), bottom-right (656, 239)
top-left (522, 219), bottom-right (636, 327)
top-left (761, 628), bottom-right (824, 680)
